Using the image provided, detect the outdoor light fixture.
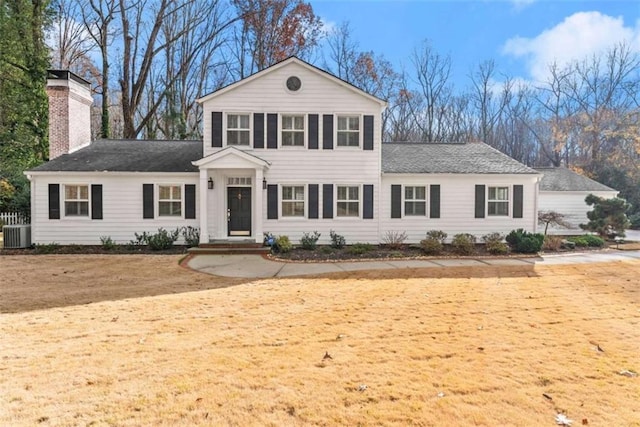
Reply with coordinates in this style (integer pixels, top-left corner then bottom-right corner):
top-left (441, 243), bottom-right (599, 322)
top-left (208, 177), bottom-right (214, 189)
top-left (263, 177), bottom-right (267, 190)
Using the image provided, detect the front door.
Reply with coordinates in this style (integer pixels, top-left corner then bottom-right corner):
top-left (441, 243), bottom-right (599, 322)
top-left (227, 187), bottom-right (251, 236)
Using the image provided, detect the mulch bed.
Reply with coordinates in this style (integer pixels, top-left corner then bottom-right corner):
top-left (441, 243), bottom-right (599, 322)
top-left (271, 244), bottom-right (540, 262)
top-left (0, 245), bottom-right (188, 256)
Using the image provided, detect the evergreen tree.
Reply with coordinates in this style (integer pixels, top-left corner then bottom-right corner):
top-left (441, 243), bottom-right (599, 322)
top-left (0, 0), bottom-right (52, 215)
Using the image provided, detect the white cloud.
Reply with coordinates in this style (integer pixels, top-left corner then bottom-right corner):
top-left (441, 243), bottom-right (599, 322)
top-left (510, 0), bottom-right (536, 11)
top-left (502, 11), bottom-right (640, 82)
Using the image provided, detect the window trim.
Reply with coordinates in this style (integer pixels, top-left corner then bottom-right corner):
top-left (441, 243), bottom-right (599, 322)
top-left (158, 184), bottom-right (184, 218)
top-left (63, 184), bottom-right (90, 218)
top-left (280, 184), bottom-right (306, 218)
top-left (336, 184), bottom-right (361, 218)
top-left (487, 186), bottom-right (510, 217)
top-left (336, 114), bottom-right (362, 148)
top-left (403, 185), bottom-right (427, 217)
top-left (280, 113), bottom-right (306, 148)
top-left (225, 112), bottom-right (252, 147)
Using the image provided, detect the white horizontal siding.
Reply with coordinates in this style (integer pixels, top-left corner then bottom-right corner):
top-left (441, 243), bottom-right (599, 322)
top-left (538, 191), bottom-right (617, 235)
top-left (201, 61), bottom-right (383, 158)
top-left (261, 183), bottom-right (380, 245)
top-left (31, 173), bottom-right (199, 245)
top-left (379, 174), bottom-right (539, 243)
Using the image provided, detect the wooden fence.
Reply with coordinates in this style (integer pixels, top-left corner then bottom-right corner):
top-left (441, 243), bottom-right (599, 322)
top-left (0, 212), bottom-right (28, 225)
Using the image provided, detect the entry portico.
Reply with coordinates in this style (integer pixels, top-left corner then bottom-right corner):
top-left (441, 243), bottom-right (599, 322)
top-left (193, 147), bottom-right (271, 244)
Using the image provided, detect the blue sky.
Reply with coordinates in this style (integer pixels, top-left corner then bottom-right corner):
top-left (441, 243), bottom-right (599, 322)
top-left (312, 0), bottom-right (640, 89)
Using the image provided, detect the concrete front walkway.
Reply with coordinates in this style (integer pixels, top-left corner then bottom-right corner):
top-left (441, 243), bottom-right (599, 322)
top-left (186, 250), bottom-right (640, 278)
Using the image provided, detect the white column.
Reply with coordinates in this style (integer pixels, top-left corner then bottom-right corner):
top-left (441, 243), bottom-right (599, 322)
top-left (199, 168), bottom-right (209, 244)
top-left (254, 168), bottom-right (264, 243)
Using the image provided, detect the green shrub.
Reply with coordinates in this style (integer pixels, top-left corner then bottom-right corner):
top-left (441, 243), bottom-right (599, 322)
top-left (329, 230), bottom-right (346, 249)
top-left (274, 235), bottom-right (293, 253)
top-left (426, 230), bottom-right (447, 244)
top-left (583, 234), bottom-right (605, 247)
top-left (420, 230), bottom-right (447, 255)
top-left (146, 228), bottom-right (180, 251)
top-left (381, 230), bottom-right (408, 249)
top-left (348, 243), bottom-right (373, 255)
top-left (568, 234), bottom-right (605, 248)
top-left (300, 231), bottom-right (321, 250)
top-left (517, 236), bottom-right (543, 253)
top-left (130, 232), bottom-right (148, 246)
top-left (181, 226), bottom-right (200, 247)
top-left (420, 238), bottom-right (443, 255)
top-left (505, 229), bottom-right (525, 246)
top-left (506, 229), bottom-right (544, 253)
top-left (482, 233), bottom-right (508, 255)
top-left (451, 233), bottom-right (476, 255)
top-left (100, 236), bottom-right (116, 250)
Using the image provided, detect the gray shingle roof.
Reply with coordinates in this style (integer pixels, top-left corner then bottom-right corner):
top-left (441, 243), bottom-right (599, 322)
top-left (29, 139), bottom-right (202, 173)
top-left (535, 167), bottom-right (616, 192)
top-left (382, 142), bottom-right (539, 174)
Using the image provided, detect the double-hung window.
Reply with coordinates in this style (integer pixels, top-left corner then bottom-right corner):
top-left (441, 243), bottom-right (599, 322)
top-left (227, 114), bottom-right (250, 146)
top-left (405, 186), bottom-right (426, 216)
top-left (282, 185), bottom-right (305, 217)
top-left (337, 186), bottom-right (359, 217)
top-left (337, 116), bottom-right (360, 147)
top-left (64, 185), bottom-right (89, 216)
top-left (159, 185), bottom-right (182, 216)
top-left (282, 115), bottom-right (304, 146)
top-left (488, 186), bottom-right (509, 216)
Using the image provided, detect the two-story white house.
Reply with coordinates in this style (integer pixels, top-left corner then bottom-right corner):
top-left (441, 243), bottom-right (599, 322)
top-left (27, 57), bottom-right (542, 246)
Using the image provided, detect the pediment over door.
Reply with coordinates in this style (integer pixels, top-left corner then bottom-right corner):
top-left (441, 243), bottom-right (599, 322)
top-left (192, 146), bottom-right (271, 170)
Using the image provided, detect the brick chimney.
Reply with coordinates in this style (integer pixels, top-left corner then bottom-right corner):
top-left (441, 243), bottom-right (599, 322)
top-left (46, 70), bottom-right (93, 160)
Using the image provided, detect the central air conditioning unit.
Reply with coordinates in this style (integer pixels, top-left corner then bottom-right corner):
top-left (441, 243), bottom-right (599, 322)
top-left (3, 224), bottom-right (32, 249)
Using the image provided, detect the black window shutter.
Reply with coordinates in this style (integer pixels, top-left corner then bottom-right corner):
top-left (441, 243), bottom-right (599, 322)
top-left (253, 113), bottom-right (264, 149)
top-left (475, 185), bottom-right (485, 219)
top-left (267, 184), bottom-right (278, 219)
top-left (323, 114), bottom-right (333, 150)
top-left (430, 184), bottom-right (440, 219)
top-left (143, 184), bottom-right (154, 219)
top-left (323, 184), bottom-right (333, 218)
top-left (267, 113), bottom-right (278, 149)
top-left (48, 184), bottom-right (60, 220)
top-left (91, 184), bottom-right (103, 220)
top-left (185, 184), bottom-right (196, 219)
top-left (308, 114), bottom-right (319, 149)
top-left (363, 115), bottom-right (374, 150)
top-left (391, 185), bottom-right (401, 218)
top-left (513, 185), bottom-right (523, 219)
top-left (211, 112), bottom-right (222, 147)
top-left (308, 184), bottom-right (319, 219)
top-left (363, 184), bottom-right (374, 219)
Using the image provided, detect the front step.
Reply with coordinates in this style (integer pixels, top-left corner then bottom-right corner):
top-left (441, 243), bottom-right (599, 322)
top-left (188, 240), bottom-right (271, 255)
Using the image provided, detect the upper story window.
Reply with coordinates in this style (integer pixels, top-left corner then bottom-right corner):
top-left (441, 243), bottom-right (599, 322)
top-left (404, 186), bottom-right (426, 216)
top-left (159, 185), bottom-right (182, 216)
top-left (282, 115), bottom-right (304, 147)
top-left (282, 185), bottom-right (305, 217)
top-left (227, 114), bottom-right (250, 146)
top-left (337, 116), bottom-right (360, 147)
top-left (64, 185), bottom-right (89, 216)
top-left (488, 186), bottom-right (509, 216)
top-left (337, 185), bottom-right (359, 217)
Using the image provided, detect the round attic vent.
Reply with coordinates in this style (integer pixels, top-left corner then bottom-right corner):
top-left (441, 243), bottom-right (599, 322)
top-left (286, 76), bottom-right (302, 91)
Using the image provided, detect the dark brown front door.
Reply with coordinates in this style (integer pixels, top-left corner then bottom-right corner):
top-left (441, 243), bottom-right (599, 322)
top-left (227, 187), bottom-right (251, 236)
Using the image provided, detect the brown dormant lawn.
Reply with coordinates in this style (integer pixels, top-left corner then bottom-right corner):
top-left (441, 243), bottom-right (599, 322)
top-left (1, 255), bottom-right (639, 426)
